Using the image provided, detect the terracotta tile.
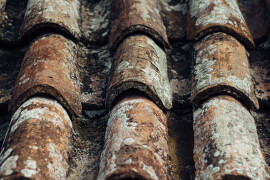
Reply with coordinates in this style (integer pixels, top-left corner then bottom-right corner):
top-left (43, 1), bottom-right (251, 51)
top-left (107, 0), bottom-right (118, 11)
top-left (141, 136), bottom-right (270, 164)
top-left (9, 34), bottom-right (81, 117)
top-left (193, 95), bottom-right (270, 179)
top-left (106, 35), bottom-right (172, 110)
top-left (0, 97), bottom-right (72, 179)
top-left (20, 0), bottom-right (80, 40)
top-left (98, 95), bottom-right (170, 180)
top-left (109, 0), bottom-right (169, 52)
top-left (191, 32), bottom-right (259, 110)
top-left (187, 0), bottom-right (254, 48)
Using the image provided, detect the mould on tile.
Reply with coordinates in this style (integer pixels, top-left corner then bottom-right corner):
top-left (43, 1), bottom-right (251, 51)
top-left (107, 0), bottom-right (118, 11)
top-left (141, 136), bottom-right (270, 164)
top-left (9, 34), bottom-right (82, 117)
top-left (0, 97), bottom-right (72, 179)
top-left (20, 0), bottom-right (81, 40)
top-left (187, 0), bottom-right (254, 48)
top-left (193, 95), bottom-right (270, 179)
top-left (109, 0), bottom-right (169, 52)
top-left (191, 32), bottom-right (258, 110)
top-left (98, 95), bottom-right (170, 179)
top-left (106, 35), bottom-right (172, 110)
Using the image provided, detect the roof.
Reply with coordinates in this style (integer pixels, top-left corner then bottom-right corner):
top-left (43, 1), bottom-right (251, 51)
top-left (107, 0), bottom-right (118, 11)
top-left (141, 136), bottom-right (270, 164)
top-left (0, 0), bottom-right (270, 179)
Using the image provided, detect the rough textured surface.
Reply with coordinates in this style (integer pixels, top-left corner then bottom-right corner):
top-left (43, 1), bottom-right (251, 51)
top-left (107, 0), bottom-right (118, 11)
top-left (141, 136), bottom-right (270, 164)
top-left (250, 50), bottom-right (270, 105)
top-left (78, 44), bottom-right (112, 109)
top-left (109, 0), bottom-right (169, 51)
top-left (193, 95), bottom-right (270, 179)
top-left (0, 97), bottom-right (72, 179)
top-left (0, 48), bottom-right (25, 109)
top-left (107, 35), bottom-right (172, 110)
top-left (1, 0), bottom-right (270, 179)
top-left (187, 0), bottom-right (254, 48)
top-left (98, 95), bottom-right (170, 180)
top-left (192, 32), bottom-right (259, 110)
top-left (20, 0), bottom-right (80, 40)
top-left (67, 109), bottom-right (108, 180)
top-left (238, 0), bottom-right (269, 43)
top-left (167, 110), bottom-right (195, 180)
top-left (160, 0), bottom-right (188, 42)
top-left (0, 0), bottom-right (27, 44)
top-left (9, 34), bottom-right (81, 117)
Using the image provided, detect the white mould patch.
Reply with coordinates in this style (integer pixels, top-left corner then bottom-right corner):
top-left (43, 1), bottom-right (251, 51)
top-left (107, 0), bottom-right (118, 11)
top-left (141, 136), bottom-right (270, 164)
top-left (145, 36), bottom-right (172, 108)
top-left (0, 149), bottom-right (13, 165)
top-left (141, 162), bottom-right (158, 180)
top-left (11, 97), bottom-right (72, 133)
top-left (124, 138), bottom-right (135, 146)
top-left (0, 155), bottom-right (18, 176)
top-left (21, 159), bottom-right (37, 178)
top-left (47, 143), bottom-right (67, 180)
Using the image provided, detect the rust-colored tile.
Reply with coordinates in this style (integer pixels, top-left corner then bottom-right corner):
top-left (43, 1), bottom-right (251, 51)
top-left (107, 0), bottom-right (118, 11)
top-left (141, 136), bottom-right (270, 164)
top-left (98, 95), bottom-right (170, 179)
top-left (109, 0), bottom-right (169, 52)
top-left (9, 34), bottom-right (81, 117)
top-left (191, 32), bottom-right (259, 110)
top-left (187, 0), bottom-right (254, 48)
top-left (20, 0), bottom-right (80, 40)
top-left (193, 95), bottom-right (270, 179)
top-left (0, 97), bottom-right (72, 179)
top-left (106, 35), bottom-right (172, 110)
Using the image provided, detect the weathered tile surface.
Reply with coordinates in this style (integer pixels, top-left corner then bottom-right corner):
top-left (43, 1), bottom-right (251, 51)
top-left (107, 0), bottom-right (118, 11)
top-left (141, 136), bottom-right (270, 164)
top-left (9, 34), bottom-right (81, 117)
top-left (0, 97), bottom-right (72, 179)
top-left (107, 35), bottom-right (172, 110)
top-left (193, 95), bottom-right (270, 179)
top-left (187, 0), bottom-right (254, 48)
top-left (192, 32), bottom-right (258, 110)
top-left (109, 0), bottom-right (169, 51)
top-left (1, 0), bottom-right (270, 179)
top-left (98, 95), bottom-right (170, 179)
top-left (20, 0), bottom-right (80, 40)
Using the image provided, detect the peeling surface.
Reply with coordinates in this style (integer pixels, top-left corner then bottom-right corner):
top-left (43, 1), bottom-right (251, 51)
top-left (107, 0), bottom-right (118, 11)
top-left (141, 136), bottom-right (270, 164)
top-left (187, 0), bottom-right (254, 48)
top-left (9, 34), bottom-right (82, 117)
top-left (106, 35), bottom-right (172, 110)
top-left (192, 32), bottom-right (258, 110)
top-left (0, 97), bottom-right (72, 179)
top-left (110, 0), bottom-right (169, 51)
top-left (98, 96), bottom-right (170, 179)
top-left (20, 0), bottom-right (80, 40)
top-left (193, 95), bottom-right (270, 179)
